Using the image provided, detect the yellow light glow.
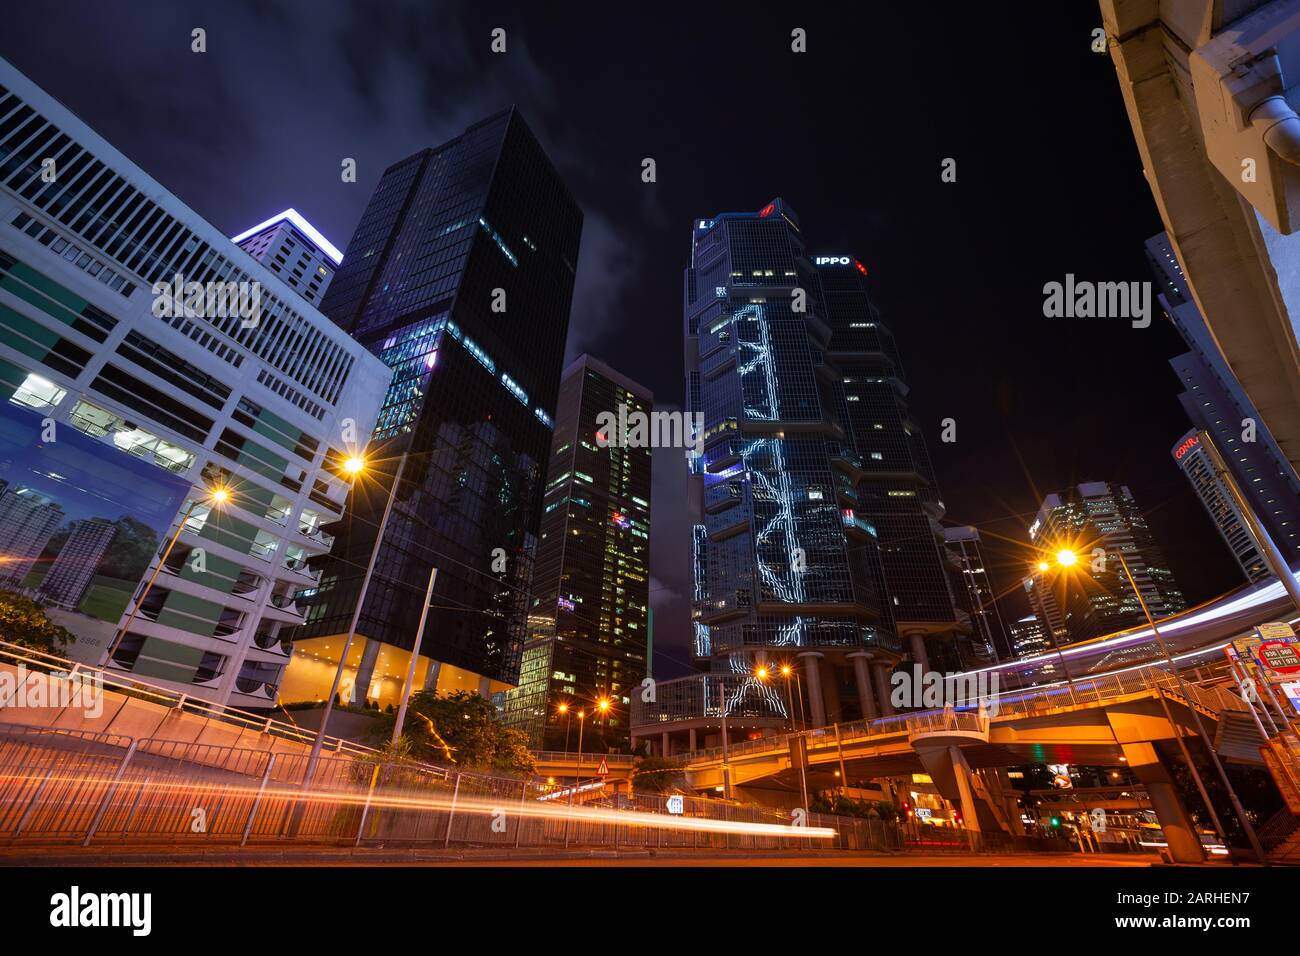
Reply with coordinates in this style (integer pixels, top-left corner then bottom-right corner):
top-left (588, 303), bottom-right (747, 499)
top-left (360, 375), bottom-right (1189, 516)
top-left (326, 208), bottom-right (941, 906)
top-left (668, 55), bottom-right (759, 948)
top-left (343, 455), bottom-right (366, 476)
top-left (557, 703), bottom-right (568, 714)
top-left (1056, 549), bottom-right (1078, 567)
top-left (597, 698), bottom-right (611, 713)
top-left (1037, 561), bottom-right (1050, 572)
top-left (210, 487), bottom-right (230, 505)
top-left (780, 664), bottom-right (792, 676)
top-left (755, 665), bottom-right (769, 680)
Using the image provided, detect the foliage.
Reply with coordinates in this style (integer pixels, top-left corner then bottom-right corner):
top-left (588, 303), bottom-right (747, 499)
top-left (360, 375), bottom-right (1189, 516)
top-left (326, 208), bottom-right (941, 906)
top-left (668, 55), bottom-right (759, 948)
top-left (809, 790), bottom-right (899, 822)
top-left (372, 689), bottom-right (536, 776)
top-left (0, 588), bottom-right (75, 652)
top-left (631, 755), bottom-right (685, 794)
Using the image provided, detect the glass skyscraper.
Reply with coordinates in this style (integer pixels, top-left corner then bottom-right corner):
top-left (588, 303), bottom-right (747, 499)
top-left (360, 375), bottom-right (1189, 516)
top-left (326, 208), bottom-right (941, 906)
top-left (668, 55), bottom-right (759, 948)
top-left (502, 355), bottom-right (652, 751)
top-left (635, 198), bottom-right (922, 752)
top-left (287, 109), bottom-right (583, 707)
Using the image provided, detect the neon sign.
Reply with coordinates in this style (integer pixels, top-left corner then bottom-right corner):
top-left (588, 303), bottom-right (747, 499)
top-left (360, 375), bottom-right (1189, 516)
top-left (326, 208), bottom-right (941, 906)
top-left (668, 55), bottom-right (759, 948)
top-left (1174, 434), bottom-right (1200, 460)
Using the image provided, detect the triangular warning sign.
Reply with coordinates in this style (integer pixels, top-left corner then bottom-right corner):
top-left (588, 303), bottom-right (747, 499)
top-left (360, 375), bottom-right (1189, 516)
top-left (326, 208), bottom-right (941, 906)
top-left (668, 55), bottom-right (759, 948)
top-left (596, 757), bottom-right (609, 776)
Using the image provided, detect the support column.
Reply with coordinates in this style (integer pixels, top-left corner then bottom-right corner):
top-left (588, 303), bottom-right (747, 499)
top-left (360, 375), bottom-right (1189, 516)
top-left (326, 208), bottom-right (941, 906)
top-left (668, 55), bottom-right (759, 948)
top-left (662, 732), bottom-right (670, 757)
top-left (823, 661), bottom-right (844, 725)
top-left (907, 631), bottom-right (930, 673)
top-left (353, 638), bottom-right (381, 706)
top-left (848, 652), bottom-right (878, 720)
top-left (872, 661), bottom-right (896, 717)
top-left (798, 652), bottom-right (827, 728)
top-left (1120, 741), bottom-right (1204, 864)
top-left (422, 658), bottom-right (442, 693)
top-left (477, 675), bottom-right (491, 700)
top-left (688, 728), bottom-right (698, 751)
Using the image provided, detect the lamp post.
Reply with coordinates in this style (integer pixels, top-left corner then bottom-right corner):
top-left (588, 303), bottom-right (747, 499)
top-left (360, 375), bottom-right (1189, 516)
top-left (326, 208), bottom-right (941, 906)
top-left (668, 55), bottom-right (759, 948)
top-left (391, 565), bottom-right (437, 745)
top-left (558, 701), bottom-right (572, 756)
top-left (1048, 547), bottom-right (1266, 864)
top-left (760, 663), bottom-right (807, 811)
top-left (301, 453), bottom-right (392, 789)
top-left (1032, 554), bottom-right (1079, 705)
top-left (103, 484), bottom-right (230, 667)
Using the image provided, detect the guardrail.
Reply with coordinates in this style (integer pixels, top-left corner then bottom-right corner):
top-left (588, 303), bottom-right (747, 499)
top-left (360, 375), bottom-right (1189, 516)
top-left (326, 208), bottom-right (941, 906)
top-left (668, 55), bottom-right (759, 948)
top-left (672, 665), bottom-right (1246, 765)
top-left (0, 639), bottom-right (374, 758)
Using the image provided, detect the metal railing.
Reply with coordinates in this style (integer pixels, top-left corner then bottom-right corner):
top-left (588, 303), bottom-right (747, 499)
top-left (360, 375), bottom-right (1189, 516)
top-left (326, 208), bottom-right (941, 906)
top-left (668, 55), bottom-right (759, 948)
top-left (673, 665), bottom-right (1245, 765)
top-left (0, 639), bottom-right (372, 757)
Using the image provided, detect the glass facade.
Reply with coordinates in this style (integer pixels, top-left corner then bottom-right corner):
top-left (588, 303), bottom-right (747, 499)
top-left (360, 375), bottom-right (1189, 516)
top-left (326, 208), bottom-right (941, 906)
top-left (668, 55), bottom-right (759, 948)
top-left (683, 199), bottom-right (901, 723)
top-left (502, 356), bottom-right (652, 751)
top-left (294, 108), bottom-right (583, 691)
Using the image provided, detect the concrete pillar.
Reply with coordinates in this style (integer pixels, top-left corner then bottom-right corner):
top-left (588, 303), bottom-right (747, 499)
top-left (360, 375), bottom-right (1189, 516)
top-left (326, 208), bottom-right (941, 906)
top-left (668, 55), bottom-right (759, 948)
top-left (477, 675), bottom-right (491, 700)
top-left (1120, 741), bottom-right (1204, 864)
top-left (948, 746), bottom-right (981, 833)
top-left (798, 652), bottom-right (827, 728)
top-left (848, 652), bottom-right (878, 720)
top-left (872, 661), bottom-right (895, 717)
top-left (822, 661), bottom-right (844, 724)
top-left (353, 638), bottom-right (381, 706)
top-left (422, 658), bottom-right (442, 693)
top-left (662, 732), bottom-right (671, 757)
top-left (688, 727), bottom-right (698, 751)
top-left (907, 631), bottom-right (930, 673)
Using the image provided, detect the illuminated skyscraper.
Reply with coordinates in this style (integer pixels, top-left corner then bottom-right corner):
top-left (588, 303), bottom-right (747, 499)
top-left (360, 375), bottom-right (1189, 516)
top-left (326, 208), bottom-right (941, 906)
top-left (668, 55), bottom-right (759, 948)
top-left (502, 355), bottom-right (652, 751)
top-left (1148, 232), bottom-right (1300, 572)
top-left (634, 198), bottom-right (905, 754)
top-left (232, 209), bottom-right (341, 307)
top-left (1171, 430), bottom-right (1269, 582)
top-left (289, 109), bottom-right (583, 707)
top-left (1029, 481), bottom-right (1185, 642)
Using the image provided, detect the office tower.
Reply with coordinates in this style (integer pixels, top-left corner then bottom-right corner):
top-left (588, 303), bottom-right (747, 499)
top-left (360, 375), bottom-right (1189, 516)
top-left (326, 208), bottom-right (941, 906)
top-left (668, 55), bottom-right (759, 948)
top-left (632, 198), bottom-right (905, 756)
top-left (814, 251), bottom-right (966, 675)
top-left (942, 525), bottom-right (1005, 663)
top-left (287, 109), bottom-right (583, 708)
top-left (1021, 571), bottom-right (1067, 648)
top-left (0, 486), bottom-right (64, 586)
top-left (1172, 430), bottom-right (1269, 582)
top-left (502, 355), bottom-right (652, 751)
top-left (1029, 481), bottom-right (1186, 641)
top-left (1148, 233), bottom-right (1300, 564)
top-left (232, 209), bottom-right (342, 306)
top-left (36, 516), bottom-right (116, 608)
top-left (0, 58), bottom-right (391, 707)
top-left (1008, 613), bottom-right (1051, 659)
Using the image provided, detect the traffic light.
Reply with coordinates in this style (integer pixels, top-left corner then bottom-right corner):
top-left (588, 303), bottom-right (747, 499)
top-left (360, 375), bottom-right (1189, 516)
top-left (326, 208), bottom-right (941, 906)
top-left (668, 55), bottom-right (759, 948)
top-left (1049, 815), bottom-right (1062, 828)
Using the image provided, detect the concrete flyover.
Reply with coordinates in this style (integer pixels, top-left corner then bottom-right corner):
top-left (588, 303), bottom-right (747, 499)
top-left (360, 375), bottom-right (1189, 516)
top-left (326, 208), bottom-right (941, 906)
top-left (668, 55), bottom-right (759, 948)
top-left (668, 667), bottom-right (1259, 864)
top-left (1099, 0), bottom-right (1300, 475)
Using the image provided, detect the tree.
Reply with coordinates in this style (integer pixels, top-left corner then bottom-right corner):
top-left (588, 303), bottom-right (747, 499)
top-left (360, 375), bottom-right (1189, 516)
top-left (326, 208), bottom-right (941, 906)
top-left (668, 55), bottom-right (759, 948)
top-left (0, 589), bottom-right (75, 653)
top-left (372, 689), bottom-right (536, 776)
top-left (631, 756), bottom-right (685, 794)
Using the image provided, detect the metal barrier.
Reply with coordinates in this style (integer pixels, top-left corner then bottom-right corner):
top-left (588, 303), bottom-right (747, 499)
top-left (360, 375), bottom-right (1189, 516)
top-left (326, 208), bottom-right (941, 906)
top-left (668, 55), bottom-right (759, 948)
top-left (0, 639), bottom-right (373, 757)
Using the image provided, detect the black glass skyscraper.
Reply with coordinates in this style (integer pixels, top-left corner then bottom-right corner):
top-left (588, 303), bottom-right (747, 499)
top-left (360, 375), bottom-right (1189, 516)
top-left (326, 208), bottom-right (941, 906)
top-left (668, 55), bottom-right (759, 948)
top-left (292, 109), bottom-right (582, 702)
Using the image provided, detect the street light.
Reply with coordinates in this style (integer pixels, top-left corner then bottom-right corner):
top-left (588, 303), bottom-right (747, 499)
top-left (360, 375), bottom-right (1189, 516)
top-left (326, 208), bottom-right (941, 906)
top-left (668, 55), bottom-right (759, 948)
top-left (557, 701), bottom-right (572, 756)
top-left (103, 482), bottom-right (230, 666)
top-left (758, 662), bottom-right (808, 811)
top-left (1042, 546), bottom-right (1266, 863)
top-left (301, 451), bottom-right (398, 794)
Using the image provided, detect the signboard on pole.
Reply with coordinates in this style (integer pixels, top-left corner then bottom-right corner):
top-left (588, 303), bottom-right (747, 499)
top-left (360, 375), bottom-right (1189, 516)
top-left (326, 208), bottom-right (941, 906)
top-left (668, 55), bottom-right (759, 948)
top-left (666, 795), bottom-right (684, 815)
top-left (596, 757), bottom-right (609, 777)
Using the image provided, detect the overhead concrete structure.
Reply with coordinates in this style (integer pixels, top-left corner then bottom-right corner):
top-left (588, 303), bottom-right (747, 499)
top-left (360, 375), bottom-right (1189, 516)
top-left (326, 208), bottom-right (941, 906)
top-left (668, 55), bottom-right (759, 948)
top-left (1099, 0), bottom-right (1300, 479)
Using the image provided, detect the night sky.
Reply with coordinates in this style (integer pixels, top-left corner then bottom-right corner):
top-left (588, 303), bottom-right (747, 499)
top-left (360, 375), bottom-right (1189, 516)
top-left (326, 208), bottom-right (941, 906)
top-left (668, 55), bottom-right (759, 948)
top-left (1, 1), bottom-right (1245, 677)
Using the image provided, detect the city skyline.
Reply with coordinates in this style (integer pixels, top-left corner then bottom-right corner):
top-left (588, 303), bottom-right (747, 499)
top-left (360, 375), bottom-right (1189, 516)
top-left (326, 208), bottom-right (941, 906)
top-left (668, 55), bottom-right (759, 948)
top-left (0, 1), bottom-right (1250, 679)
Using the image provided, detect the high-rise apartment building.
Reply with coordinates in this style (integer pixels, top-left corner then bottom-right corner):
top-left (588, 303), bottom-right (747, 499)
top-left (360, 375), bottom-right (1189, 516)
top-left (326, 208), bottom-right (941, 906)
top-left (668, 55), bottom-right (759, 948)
top-left (233, 209), bottom-right (341, 307)
top-left (1148, 233), bottom-right (1300, 568)
top-left (502, 355), bottom-right (652, 751)
top-left (1029, 481), bottom-right (1185, 642)
top-left (286, 108), bottom-right (583, 708)
top-left (0, 58), bottom-right (391, 709)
